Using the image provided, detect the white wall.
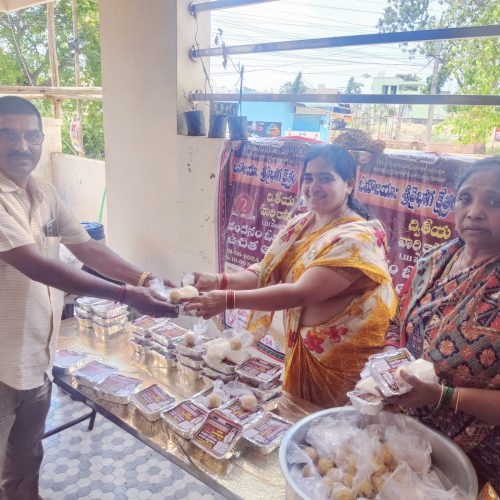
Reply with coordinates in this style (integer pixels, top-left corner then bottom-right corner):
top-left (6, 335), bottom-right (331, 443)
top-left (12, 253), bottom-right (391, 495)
top-left (51, 153), bottom-right (108, 229)
top-left (34, 117), bottom-right (62, 183)
top-left (99, 0), bottom-right (222, 282)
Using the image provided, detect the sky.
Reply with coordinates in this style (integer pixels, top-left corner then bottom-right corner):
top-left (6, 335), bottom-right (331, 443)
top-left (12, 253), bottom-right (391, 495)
top-left (208, 0), bottom-right (446, 93)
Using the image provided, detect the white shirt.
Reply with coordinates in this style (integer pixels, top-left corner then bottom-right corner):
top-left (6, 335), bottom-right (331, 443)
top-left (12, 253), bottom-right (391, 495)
top-left (0, 173), bottom-right (89, 389)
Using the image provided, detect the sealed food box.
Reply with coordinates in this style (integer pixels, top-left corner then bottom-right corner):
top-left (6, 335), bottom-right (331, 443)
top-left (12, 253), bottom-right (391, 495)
top-left (93, 313), bottom-right (128, 327)
top-left (161, 400), bottom-right (208, 439)
top-left (53, 349), bottom-right (87, 374)
top-left (221, 398), bottom-right (262, 426)
top-left (235, 357), bottom-right (283, 388)
top-left (74, 306), bottom-right (92, 319)
top-left (174, 336), bottom-right (208, 359)
top-left (368, 348), bottom-right (415, 397)
top-left (131, 315), bottom-right (168, 337)
top-left (75, 297), bottom-right (108, 313)
top-left (132, 384), bottom-right (177, 421)
top-left (73, 360), bottom-right (117, 388)
top-left (177, 362), bottom-right (203, 380)
top-left (75, 316), bottom-right (93, 329)
top-left (242, 412), bottom-right (291, 455)
top-left (151, 322), bottom-right (189, 348)
top-left (192, 410), bottom-right (243, 459)
top-left (176, 353), bottom-right (204, 370)
top-left (96, 373), bottom-right (143, 404)
top-left (347, 389), bottom-right (385, 415)
top-left (92, 302), bottom-right (128, 320)
top-left (202, 366), bottom-right (236, 383)
top-left (93, 320), bottom-right (127, 336)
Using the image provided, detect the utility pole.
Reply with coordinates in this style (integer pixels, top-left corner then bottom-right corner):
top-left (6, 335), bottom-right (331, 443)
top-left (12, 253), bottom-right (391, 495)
top-left (72, 0), bottom-right (84, 156)
top-left (426, 40), bottom-right (443, 146)
top-left (47, 1), bottom-right (60, 118)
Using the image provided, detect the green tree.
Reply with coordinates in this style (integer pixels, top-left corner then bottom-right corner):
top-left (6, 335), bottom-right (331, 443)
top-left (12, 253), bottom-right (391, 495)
top-left (345, 77), bottom-right (363, 94)
top-left (280, 72), bottom-right (308, 94)
top-left (378, 0), bottom-right (500, 143)
top-left (0, 1), bottom-right (104, 158)
top-left (395, 73), bottom-right (419, 82)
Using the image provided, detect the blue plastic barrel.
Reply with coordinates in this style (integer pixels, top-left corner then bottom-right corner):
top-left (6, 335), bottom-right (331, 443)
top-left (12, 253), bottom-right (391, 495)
top-left (81, 221), bottom-right (105, 241)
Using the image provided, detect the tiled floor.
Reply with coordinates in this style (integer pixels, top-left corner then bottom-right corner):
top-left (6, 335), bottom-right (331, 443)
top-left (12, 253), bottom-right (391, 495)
top-left (40, 388), bottom-right (226, 500)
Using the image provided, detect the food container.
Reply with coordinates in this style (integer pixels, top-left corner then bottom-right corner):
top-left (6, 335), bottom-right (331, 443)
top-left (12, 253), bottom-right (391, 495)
top-left (278, 407), bottom-right (478, 500)
top-left (176, 353), bottom-right (205, 370)
top-left (250, 379), bottom-right (283, 402)
top-left (150, 349), bottom-right (178, 368)
top-left (192, 386), bottom-right (234, 411)
top-left (132, 384), bottom-right (177, 421)
top-left (243, 412), bottom-right (291, 455)
top-left (347, 389), bottom-right (385, 416)
top-left (76, 316), bottom-right (93, 329)
top-left (161, 399), bottom-right (209, 439)
top-left (261, 393), bottom-right (282, 412)
top-left (174, 337), bottom-right (208, 359)
top-left (368, 348), bottom-right (415, 397)
top-left (130, 339), bottom-right (152, 356)
top-left (204, 357), bottom-right (237, 375)
top-left (151, 322), bottom-right (189, 348)
top-left (192, 410), bottom-right (243, 460)
top-left (74, 306), bottom-right (92, 319)
top-left (75, 297), bottom-right (108, 313)
top-left (96, 373), bottom-right (143, 404)
top-left (93, 320), bottom-right (127, 336)
top-left (235, 357), bottom-right (283, 388)
top-left (92, 302), bottom-right (129, 319)
top-left (221, 398), bottom-right (263, 426)
top-left (92, 313), bottom-right (128, 327)
top-left (132, 334), bottom-right (152, 347)
top-left (131, 315), bottom-right (168, 337)
top-left (202, 366), bottom-right (237, 383)
top-left (177, 362), bottom-right (203, 380)
top-left (53, 349), bottom-right (87, 374)
top-left (73, 360), bottom-right (117, 388)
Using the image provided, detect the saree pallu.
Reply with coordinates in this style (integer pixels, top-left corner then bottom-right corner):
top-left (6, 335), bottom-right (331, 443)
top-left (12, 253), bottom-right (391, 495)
top-left (247, 211), bottom-right (397, 407)
top-left (385, 238), bottom-right (500, 490)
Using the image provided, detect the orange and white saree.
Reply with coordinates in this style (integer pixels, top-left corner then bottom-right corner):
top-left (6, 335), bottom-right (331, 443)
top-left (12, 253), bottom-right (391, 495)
top-left (247, 211), bottom-right (397, 407)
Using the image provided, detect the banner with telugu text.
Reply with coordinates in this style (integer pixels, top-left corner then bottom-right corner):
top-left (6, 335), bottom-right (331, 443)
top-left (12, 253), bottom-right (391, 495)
top-left (217, 139), bottom-right (477, 360)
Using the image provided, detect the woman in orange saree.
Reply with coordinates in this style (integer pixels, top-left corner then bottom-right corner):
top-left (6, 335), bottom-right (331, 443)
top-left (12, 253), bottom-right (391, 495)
top-left (185, 145), bottom-right (397, 407)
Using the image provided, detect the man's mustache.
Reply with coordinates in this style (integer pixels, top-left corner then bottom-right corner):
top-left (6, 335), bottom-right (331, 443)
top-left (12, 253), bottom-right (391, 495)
top-left (8, 151), bottom-right (34, 161)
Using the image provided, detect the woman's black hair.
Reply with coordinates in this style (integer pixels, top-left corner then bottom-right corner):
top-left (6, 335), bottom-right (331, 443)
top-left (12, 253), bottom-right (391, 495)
top-left (303, 144), bottom-right (372, 220)
top-left (456, 156), bottom-right (500, 191)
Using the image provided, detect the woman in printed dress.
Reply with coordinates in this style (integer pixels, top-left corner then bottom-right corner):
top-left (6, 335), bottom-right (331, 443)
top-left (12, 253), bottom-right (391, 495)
top-left (385, 158), bottom-right (500, 490)
top-left (185, 144), bottom-right (397, 407)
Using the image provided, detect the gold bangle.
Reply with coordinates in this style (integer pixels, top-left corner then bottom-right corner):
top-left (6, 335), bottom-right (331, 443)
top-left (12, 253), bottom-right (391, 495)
top-left (454, 389), bottom-right (461, 414)
top-left (434, 383), bottom-right (445, 410)
top-left (137, 271), bottom-right (152, 287)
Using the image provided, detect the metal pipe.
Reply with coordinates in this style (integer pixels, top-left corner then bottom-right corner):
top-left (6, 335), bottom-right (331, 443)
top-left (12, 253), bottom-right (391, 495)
top-left (190, 93), bottom-right (500, 106)
top-left (189, 0), bottom-right (276, 15)
top-left (190, 24), bottom-right (500, 58)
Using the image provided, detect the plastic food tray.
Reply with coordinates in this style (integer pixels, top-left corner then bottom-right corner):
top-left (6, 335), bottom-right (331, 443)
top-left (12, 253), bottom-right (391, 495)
top-left (92, 302), bottom-right (129, 319)
top-left (243, 412), bottom-right (291, 455)
top-left (235, 357), bottom-right (283, 388)
top-left (75, 297), bottom-right (108, 313)
top-left (96, 373), bottom-right (143, 404)
top-left (53, 349), bottom-right (87, 374)
top-left (192, 410), bottom-right (243, 459)
top-left (73, 360), bottom-right (117, 388)
top-left (161, 400), bottom-right (208, 439)
top-left (132, 384), bottom-right (177, 421)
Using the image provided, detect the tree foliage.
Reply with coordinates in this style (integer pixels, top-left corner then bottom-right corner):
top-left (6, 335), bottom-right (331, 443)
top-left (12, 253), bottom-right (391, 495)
top-left (280, 72), bottom-right (308, 94)
top-left (378, 0), bottom-right (499, 143)
top-left (345, 77), bottom-right (363, 94)
top-left (0, 0), bottom-right (103, 158)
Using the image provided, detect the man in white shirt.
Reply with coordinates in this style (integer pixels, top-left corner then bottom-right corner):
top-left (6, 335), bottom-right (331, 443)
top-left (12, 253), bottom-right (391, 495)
top-left (0, 96), bottom-right (177, 500)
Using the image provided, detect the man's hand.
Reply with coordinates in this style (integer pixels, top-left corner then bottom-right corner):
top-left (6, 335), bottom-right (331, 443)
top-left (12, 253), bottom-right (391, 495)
top-left (182, 290), bottom-right (226, 319)
top-left (193, 272), bottom-right (219, 292)
top-left (125, 285), bottom-right (178, 318)
top-left (385, 370), bottom-right (441, 410)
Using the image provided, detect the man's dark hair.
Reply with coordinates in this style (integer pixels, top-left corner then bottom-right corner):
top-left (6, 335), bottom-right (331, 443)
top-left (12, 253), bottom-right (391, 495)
top-left (0, 96), bottom-right (43, 130)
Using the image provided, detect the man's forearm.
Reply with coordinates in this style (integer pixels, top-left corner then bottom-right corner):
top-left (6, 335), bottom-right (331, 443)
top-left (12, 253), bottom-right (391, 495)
top-left (67, 240), bottom-right (144, 285)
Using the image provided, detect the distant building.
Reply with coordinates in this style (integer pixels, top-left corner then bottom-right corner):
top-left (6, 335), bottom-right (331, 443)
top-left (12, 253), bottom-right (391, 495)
top-left (371, 76), bottom-right (448, 122)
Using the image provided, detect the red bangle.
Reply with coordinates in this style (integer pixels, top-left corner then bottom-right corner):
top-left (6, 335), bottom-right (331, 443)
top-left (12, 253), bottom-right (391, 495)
top-left (226, 289), bottom-right (236, 309)
top-left (116, 284), bottom-right (127, 304)
top-left (220, 272), bottom-right (229, 290)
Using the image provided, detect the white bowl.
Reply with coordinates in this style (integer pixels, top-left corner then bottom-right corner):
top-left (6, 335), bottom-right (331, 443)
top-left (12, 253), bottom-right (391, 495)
top-left (279, 407), bottom-right (478, 500)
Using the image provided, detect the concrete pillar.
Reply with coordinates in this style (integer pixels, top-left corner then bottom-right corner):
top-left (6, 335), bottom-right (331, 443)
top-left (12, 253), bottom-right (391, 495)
top-left (99, 0), bottom-right (222, 282)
